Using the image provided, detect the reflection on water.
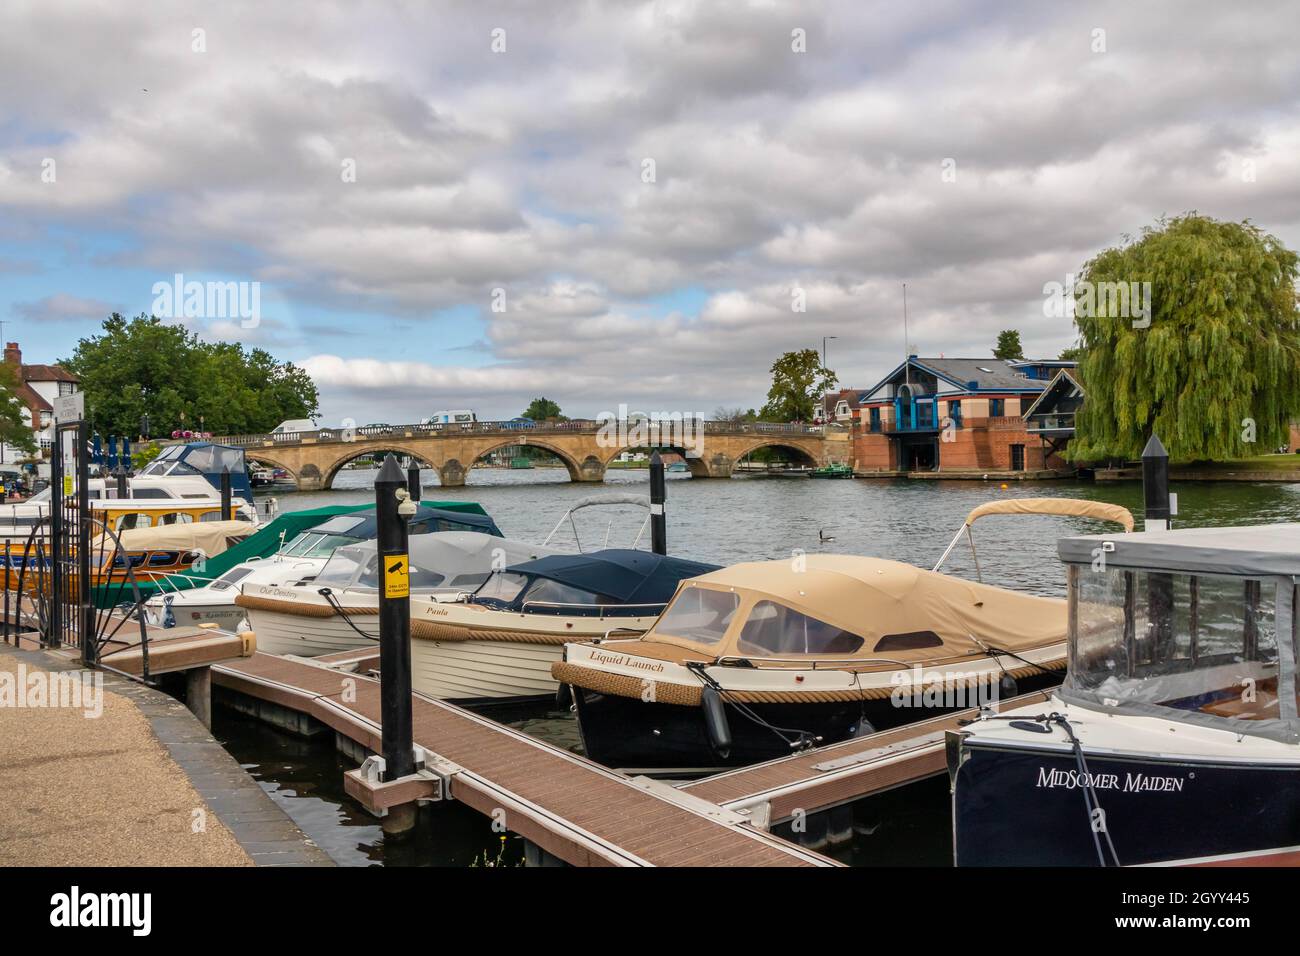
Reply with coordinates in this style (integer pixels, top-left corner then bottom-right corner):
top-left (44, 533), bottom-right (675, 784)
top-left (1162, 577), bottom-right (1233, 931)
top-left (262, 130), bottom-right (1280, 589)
top-left (215, 706), bottom-right (525, 866)
top-left (236, 470), bottom-right (1300, 865)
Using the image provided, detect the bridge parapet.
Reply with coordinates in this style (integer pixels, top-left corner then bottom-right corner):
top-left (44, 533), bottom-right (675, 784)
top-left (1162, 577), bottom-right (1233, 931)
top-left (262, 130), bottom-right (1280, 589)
top-left (207, 419), bottom-right (828, 490)
top-left (211, 419), bottom-right (825, 448)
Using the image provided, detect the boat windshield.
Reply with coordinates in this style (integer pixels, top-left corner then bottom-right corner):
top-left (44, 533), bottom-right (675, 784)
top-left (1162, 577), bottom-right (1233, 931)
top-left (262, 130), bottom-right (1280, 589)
top-left (1067, 566), bottom-right (1285, 727)
top-left (654, 586), bottom-right (740, 646)
top-left (280, 530), bottom-right (366, 558)
top-left (473, 572), bottom-right (530, 606)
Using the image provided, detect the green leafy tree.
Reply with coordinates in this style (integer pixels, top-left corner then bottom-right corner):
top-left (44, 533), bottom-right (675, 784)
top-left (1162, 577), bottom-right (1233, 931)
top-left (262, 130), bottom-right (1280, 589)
top-left (993, 330), bottom-right (1025, 360)
top-left (759, 349), bottom-right (838, 422)
top-left (522, 397), bottom-right (565, 421)
top-left (1058, 344), bottom-right (1083, 362)
top-left (1070, 214), bottom-right (1300, 462)
top-left (0, 362), bottom-right (38, 456)
top-left (61, 314), bottom-right (320, 436)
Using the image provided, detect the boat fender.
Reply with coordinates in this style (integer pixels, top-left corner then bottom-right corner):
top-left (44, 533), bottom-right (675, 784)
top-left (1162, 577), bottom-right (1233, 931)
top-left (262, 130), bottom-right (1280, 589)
top-left (556, 682), bottom-right (573, 710)
top-left (850, 718), bottom-right (876, 739)
top-left (999, 673), bottom-right (1019, 698)
top-left (701, 684), bottom-right (732, 758)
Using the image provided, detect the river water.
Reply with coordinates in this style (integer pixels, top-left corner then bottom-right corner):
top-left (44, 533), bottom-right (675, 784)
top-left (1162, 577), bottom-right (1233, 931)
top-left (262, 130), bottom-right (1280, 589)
top-left (214, 467), bottom-right (1300, 865)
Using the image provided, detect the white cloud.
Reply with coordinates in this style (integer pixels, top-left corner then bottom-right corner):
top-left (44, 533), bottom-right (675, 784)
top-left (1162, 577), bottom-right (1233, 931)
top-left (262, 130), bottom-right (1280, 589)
top-left (2, 0), bottom-right (1298, 423)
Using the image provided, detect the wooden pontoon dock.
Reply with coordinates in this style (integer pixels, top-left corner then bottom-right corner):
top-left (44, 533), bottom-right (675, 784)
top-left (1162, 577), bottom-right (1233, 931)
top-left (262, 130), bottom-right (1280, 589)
top-left (213, 651), bottom-right (837, 867)
top-left (212, 648), bottom-right (1061, 866)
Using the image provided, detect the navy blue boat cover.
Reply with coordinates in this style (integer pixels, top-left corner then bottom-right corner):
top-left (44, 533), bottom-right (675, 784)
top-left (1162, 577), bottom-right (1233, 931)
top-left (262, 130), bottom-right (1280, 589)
top-left (507, 549), bottom-right (718, 604)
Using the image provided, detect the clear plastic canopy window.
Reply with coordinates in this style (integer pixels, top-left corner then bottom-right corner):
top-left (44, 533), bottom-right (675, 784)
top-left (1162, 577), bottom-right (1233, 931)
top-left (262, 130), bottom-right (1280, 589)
top-left (1064, 565), bottom-right (1298, 741)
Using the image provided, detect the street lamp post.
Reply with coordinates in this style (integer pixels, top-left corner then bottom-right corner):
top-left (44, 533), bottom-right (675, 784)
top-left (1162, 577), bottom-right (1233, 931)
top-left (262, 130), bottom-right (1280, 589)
top-left (822, 335), bottom-right (837, 370)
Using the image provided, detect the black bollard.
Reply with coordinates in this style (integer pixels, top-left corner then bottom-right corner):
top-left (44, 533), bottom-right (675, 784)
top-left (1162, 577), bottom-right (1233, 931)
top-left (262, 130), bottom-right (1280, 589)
top-left (375, 454), bottom-right (416, 789)
top-left (116, 465), bottom-right (128, 498)
top-left (220, 466), bottom-right (232, 520)
top-left (1141, 434), bottom-right (1171, 531)
top-left (407, 462), bottom-right (421, 502)
top-left (650, 450), bottom-right (667, 555)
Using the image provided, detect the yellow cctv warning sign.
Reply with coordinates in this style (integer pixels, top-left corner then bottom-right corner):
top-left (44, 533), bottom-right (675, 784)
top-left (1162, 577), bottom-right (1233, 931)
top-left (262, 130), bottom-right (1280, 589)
top-left (384, 554), bottom-right (409, 598)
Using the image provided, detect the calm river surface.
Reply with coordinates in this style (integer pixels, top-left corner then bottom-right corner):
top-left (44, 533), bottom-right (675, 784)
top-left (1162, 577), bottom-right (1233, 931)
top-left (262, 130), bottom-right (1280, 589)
top-left (214, 467), bottom-right (1300, 865)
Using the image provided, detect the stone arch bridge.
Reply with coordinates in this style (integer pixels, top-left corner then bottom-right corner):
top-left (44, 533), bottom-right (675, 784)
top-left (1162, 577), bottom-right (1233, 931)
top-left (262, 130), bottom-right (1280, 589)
top-left (217, 420), bottom-right (845, 490)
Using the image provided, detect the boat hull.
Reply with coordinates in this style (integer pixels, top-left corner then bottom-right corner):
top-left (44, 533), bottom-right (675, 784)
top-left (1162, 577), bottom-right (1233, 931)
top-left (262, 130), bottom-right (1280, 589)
top-left (952, 743), bottom-right (1300, 866)
top-left (240, 606), bottom-right (376, 657)
top-left (572, 686), bottom-right (870, 770)
top-left (411, 638), bottom-right (562, 703)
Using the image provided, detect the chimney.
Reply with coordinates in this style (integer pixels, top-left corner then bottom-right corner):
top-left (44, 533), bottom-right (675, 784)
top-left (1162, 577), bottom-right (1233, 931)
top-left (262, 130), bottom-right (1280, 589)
top-left (3, 343), bottom-right (19, 367)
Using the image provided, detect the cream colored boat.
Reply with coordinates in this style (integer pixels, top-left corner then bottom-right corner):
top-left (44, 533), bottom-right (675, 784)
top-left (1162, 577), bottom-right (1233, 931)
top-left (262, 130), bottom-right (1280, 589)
top-left (235, 532), bottom-right (551, 658)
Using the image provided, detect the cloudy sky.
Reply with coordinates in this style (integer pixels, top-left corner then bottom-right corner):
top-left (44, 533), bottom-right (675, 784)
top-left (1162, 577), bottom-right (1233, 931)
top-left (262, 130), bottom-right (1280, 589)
top-left (1, 0), bottom-right (1297, 427)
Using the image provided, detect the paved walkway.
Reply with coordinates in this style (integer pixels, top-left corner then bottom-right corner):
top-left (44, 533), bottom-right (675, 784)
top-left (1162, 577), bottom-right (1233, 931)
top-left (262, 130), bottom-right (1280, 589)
top-left (0, 647), bottom-right (330, 866)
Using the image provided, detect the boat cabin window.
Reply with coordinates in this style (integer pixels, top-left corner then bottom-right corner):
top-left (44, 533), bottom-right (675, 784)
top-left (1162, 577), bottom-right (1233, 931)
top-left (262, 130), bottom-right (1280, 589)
top-left (210, 566), bottom-right (255, 591)
top-left (116, 513), bottom-right (152, 532)
top-left (158, 512), bottom-right (194, 525)
top-left (475, 572), bottom-right (530, 606)
top-left (737, 601), bottom-right (866, 656)
top-left (655, 587), bottom-right (740, 646)
top-left (1069, 568), bottom-right (1280, 722)
top-left (520, 577), bottom-right (613, 614)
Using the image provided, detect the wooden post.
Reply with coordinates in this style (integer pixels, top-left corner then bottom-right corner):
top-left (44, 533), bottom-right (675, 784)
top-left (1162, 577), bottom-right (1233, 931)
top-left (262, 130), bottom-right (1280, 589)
top-left (186, 666), bottom-right (212, 729)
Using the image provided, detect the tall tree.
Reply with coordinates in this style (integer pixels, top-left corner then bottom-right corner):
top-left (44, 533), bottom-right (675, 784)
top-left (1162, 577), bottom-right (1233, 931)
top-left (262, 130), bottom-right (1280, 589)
top-left (0, 362), bottom-right (38, 456)
top-left (61, 314), bottom-right (320, 436)
top-left (759, 349), bottom-right (838, 423)
top-left (1070, 214), bottom-right (1300, 462)
top-left (993, 330), bottom-right (1025, 360)
top-left (522, 397), bottom-right (565, 421)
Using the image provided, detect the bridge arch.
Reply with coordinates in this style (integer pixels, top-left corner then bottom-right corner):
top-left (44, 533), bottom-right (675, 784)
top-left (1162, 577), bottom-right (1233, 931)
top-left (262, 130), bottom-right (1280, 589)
top-left (244, 452), bottom-right (300, 486)
top-left (321, 447), bottom-right (438, 491)
top-left (464, 438), bottom-right (596, 483)
top-left (599, 444), bottom-right (711, 479)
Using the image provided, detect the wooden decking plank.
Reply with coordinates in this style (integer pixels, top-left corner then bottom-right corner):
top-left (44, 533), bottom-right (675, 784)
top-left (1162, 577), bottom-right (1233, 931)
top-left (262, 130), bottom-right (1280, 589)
top-left (212, 652), bottom-right (832, 867)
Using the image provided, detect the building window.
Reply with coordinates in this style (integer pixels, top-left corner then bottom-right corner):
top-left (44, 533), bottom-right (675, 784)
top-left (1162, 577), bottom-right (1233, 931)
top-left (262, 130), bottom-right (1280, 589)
top-left (989, 398), bottom-right (1004, 417)
top-left (58, 382), bottom-right (76, 396)
top-left (869, 407), bottom-right (881, 433)
top-left (948, 400), bottom-right (962, 426)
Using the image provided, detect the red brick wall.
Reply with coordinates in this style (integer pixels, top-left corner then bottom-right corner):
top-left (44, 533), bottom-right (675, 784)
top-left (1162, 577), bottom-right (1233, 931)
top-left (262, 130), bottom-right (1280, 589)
top-left (853, 431), bottom-right (896, 471)
top-left (939, 417), bottom-right (1055, 472)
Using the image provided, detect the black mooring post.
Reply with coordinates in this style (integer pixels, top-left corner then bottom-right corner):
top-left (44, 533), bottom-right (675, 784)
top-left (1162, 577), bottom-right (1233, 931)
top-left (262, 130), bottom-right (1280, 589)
top-left (649, 451), bottom-right (667, 555)
top-left (407, 462), bottom-right (421, 502)
top-left (1141, 433), bottom-right (1171, 531)
top-left (376, 454), bottom-right (415, 783)
top-left (220, 466), bottom-right (232, 519)
top-left (116, 464), bottom-right (128, 498)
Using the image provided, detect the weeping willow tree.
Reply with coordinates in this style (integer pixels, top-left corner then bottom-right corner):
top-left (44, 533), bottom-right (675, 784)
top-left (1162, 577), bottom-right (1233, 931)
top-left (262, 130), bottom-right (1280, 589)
top-left (1070, 214), bottom-right (1300, 463)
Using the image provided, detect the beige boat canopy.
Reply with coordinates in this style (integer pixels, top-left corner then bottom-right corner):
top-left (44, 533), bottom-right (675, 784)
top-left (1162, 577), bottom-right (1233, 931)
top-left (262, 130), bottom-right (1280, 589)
top-left (645, 555), bottom-right (1065, 662)
top-left (97, 520), bottom-right (255, 558)
top-left (962, 498), bottom-right (1134, 532)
